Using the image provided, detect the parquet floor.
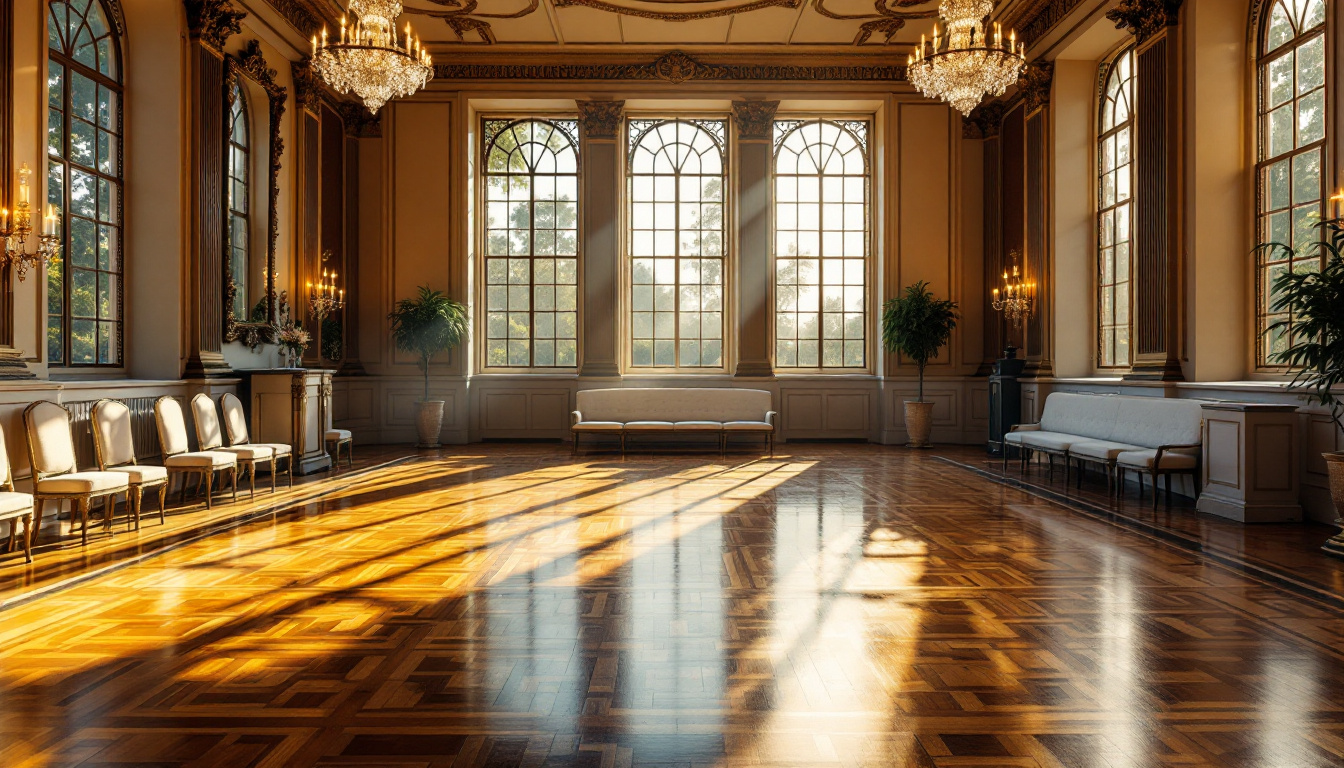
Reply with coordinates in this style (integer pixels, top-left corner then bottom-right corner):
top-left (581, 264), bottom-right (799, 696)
top-left (3, 443), bottom-right (1344, 767)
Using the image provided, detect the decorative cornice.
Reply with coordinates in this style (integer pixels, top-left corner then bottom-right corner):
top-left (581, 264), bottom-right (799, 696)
top-left (732, 100), bottom-right (780, 141)
top-left (1106, 0), bottom-right (1184, 44)
top-left (555, 0), bottom-right (799, 20)
top-left (813, 0), bottom-right (940, 45)
top-left (262, 0), bottom-right (324, 37)
top-left (576, 101), bottom-right (625, 139)
top-left (339, 102), bottom-right (383, 138)
top-left (1019, 62), bottom-right (1053, 113)
top-left (291, 58), bottom-right (323, 114)
top-left (962, 100), bottom-right (1004, 139)
top-left (184, 0), bottom-right (246, 52)
top-left (433, 50), bottom-right (906, 83)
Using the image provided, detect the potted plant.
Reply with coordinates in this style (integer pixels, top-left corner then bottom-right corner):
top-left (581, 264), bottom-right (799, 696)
top-left (1263, 215), bottom-right (1344, 556)
top-left (882, 280), bottom-right (959, 448)
top-left (388, 286), bottom-right (469, 448)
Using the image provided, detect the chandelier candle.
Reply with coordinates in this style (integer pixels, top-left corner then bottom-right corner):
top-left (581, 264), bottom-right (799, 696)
top-left (907, 0), bottom-right (1026, 116)
top-left (0, 163), bottom-right (60, 281)
top-left (311, 0), bottom-right (434, 114)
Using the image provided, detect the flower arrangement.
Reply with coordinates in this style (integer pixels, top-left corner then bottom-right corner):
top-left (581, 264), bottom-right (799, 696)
top-left (276, 322), bottom-right (310, 368)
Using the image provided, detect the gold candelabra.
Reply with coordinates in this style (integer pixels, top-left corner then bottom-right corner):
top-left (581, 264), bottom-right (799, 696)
top-left (308, 266), bottom-right (344, 319)
top-left (991, 250), bottom-right (1034, 329)
top-left (0, 163), bottom-right (61, 281)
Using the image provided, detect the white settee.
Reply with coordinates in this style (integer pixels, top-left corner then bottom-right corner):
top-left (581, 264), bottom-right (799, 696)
top-left (572, 388), bottom-right (776, 455)
top-left (1004, 392), bottom-right (1205, 506)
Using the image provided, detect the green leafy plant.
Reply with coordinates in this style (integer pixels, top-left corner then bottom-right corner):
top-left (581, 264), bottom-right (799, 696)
top-left (882, 281), bottom-right (960, 403)
top-left (1263, 217), bottom-right (1344, 434)
top-left (388, 286), bottom-right (469, 402)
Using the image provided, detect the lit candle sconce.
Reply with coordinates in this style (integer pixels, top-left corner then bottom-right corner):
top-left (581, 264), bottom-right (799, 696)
top-left (1330, 188), bottom-right (1344, 221)
top-left (0, 163), bottom-right (62, 281)
top-left (991, 249), bottom-right (1035, 329)
top-left (308, 251), bottom-right (345, 320)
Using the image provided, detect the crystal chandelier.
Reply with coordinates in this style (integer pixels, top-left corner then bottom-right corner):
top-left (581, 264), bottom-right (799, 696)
top-left (0, 163), bottom-right (61, 282)
top-left (310, 0), bottom-right (434, 114)
top-left (991, 250), bottom-right (1034, 328)
top-left (907, 0), bottom-right (1026, 116)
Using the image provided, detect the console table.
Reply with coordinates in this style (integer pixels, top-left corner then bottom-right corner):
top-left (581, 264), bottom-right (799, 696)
top-left (248, 369), bottom-right (333, 475)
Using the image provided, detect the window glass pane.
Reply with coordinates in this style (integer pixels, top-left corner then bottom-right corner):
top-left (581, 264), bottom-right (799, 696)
top-left (1097, 48), bottom-right (1135, 369)
top-left (480, 119), bottom-right (579, 368)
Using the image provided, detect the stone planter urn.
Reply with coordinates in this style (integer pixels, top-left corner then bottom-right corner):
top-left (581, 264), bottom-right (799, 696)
top-left (416, 400), bottom-right (445, 448)
top-left (904, 401), bottom-right (935, 448)
top-left (1322, 453), bottom-right (1344, 558)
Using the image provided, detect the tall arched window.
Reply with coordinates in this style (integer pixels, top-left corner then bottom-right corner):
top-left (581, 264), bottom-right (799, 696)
top-left (1256, 0), bottom-right (1327, 367)
top-left (227, 82), bottom-right (250, 323)
top-left (1098, 48), bottom-right (1135, 370)
top-left (47, 0), bottom-right (123, 367)
top-left (482, 118), bottom-right (579, 368)
top-left (628, 119), bottom-right (727, 369)
top-left (773, 119), bottom-right (869, 370)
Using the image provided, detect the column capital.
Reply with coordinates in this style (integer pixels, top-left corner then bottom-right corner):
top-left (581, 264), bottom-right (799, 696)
top-left (731, 100), bottom-right (780, 141)
top-left (963, 100), bottom-right (1004, 140)
top-left (1106, 0), bottom-right (1184, 44)
top-left (1019, 62), bottom-right (1053, 113)
top-left (577, 100), bottom-right (625, 140)
top-left (292, 59), bottom-right (324, 115)
top-left (184, 0), bottom-right (245, 53)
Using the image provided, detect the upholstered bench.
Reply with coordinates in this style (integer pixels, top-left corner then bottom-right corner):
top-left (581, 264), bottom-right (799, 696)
top-left (1004, 392), bottom-right (1205, 507)
top-left (572, 388), bottom-right (776, 456)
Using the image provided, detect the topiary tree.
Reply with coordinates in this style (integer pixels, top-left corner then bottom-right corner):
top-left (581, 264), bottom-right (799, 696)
top-left (882, 281), bottom-right (960, 403)
top-left (388, 286), bottom-right (469, 402)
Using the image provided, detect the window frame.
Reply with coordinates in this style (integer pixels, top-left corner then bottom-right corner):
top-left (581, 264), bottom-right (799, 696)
top-left (623, 114), bottom-right (732, 374)
top-left (45, 0), bottom-right (124, 369)
top-left (1096, 47), bottom-right (1136, 372)
top-left (1253, 0), bottom-right (1330, 370)
top-left (227, 81), bottom-right (251, 324)
top-left (475, 113), bottom-right (583, 373)
top-left (770, 116), bottom-right (873, 374)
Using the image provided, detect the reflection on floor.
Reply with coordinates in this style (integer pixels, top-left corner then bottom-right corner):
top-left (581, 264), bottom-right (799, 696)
top-left (2, 443), bottom-right (1343, 767)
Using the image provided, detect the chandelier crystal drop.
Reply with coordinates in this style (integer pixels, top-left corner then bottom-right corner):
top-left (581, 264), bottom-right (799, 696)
top-left (906, 0), bottom-right (1026, 116)
top-left (310, 0), bottom-right (434, 114)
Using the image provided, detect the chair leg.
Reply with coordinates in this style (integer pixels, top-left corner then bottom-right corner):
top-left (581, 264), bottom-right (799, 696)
top-left (572, 433), bottom-right (578, 457)
top-left (204, 471), bottom-right (213, 510)
top-left (1137, 471), bottom-right (1144, 502)
top-left (248, 461), bottom-right (256, 499)
top-left (231, 466), bottom-right (239, 501)
top-left (22, 511), bottom-right (33, 563)
top-left (620, 432), bottom-right (627, 456)
top-left (131, 486), bottom-right (142, 531)
top-left (77, 497), bottom-right (90, 546)
top-left (288, 456), bottom-right (294, 488)
top-left (347, 441), bottom-right (353, 468)
top-left (271, 459), bottom-right (278, 494)
top-left (158, 484), bottom-right (167, 523)
top-left (32, 499), bottom-right (46, 548)
top-left (1150, 471), bottom-right (1159, 510)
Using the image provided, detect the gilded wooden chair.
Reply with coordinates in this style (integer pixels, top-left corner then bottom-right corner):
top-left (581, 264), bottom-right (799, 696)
top-left (325, 428), bottom-right (353, 468)
top-left (0, 422), bottom-right (36, 563)
top-left (91, 399), bottom-right (169, 528)
top-left (23, 401), bottom-right (130, 545)
top-left (153, 396), bottom-right (238, 509)
top-left (219, 393), bottom-right (293, 492)
top-left (191, 394), bottom-right (274, 499)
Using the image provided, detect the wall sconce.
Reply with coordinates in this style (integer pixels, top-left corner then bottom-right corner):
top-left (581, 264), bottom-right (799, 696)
top-left (0, 163), bottom-right (60, 281)
top-left (991, 249), bottom-right (1035, 330)
top-left (308, 250), bottom-right (344, 320)
top-left (1330, 188), bottom-right (1344, 221)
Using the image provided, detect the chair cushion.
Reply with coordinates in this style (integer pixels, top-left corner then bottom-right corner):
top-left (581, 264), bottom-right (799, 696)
top-left (1116, 449), bottom-right (1199, 470)
top-left (253, 442), bottom-right (292, 456)
top-left (573, 421), bottom-right (625, 432)
top-left (326, 429), bottom-right (352, 441)
top-left (35, 471), bottom-right (129, 494)
top-left (1069, 440), bottom-right (1144, 461)
top-left (0, 491), bottom-right (33, 518)
top-left (722, 421), bottom-right (773, 432)
top-left (165, 451), bottom-right (238, 469)
top-left (674, 421), bottom-right (723, 431)
top-left (1016, 432), bottom-right (1079, 452)
top-left (624, 421), bottom-right (674, 431)
top-left (106, 465), bottom-right (169, 485)
top-left (218, 445), bottom-right (274, 460)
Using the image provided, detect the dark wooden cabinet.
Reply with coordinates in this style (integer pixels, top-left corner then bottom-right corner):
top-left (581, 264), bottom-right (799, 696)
top-left (988, 355), bottom-right (1025, 456)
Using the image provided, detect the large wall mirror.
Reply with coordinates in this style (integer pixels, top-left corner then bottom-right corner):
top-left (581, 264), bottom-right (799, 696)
top-left (223, 40), bottom-right (285, 349)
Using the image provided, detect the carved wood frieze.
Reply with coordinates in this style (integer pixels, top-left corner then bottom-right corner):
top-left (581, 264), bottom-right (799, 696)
top-left (576, 101), bottom-right (625, 139)
top-left (1106, 0), bottom-right (1184, 44)
top-left (434, 50), bottom-right (907, 82)
top-left (1019, 62), bottom-right (1053, 113)
top-left (732, 100), bottom-right (780, 141)
top-left (291, 58), bottom-right (323, 115)
top-left (963, 100), bottom-right (1004, 139)
top-left (338, 102), bottom-right (383, 138)
top-left (185, 0), bottom-right (246, 52)
top-left (224, 40), bottom-right (287, 349)
top-left (261, 0), bottom-right (325, 37)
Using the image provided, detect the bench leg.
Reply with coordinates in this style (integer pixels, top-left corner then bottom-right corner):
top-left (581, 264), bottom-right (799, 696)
top-left (1152, 471), bottom-right (1160, 510)
top-left (620, 432), bottom-right (626, 457)
top-left (571, 432), bottom-right (578, 458)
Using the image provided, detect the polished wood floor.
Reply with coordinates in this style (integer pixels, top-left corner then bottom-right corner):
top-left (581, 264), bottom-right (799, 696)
top-left (3, 444), bottom-right (1344, 767)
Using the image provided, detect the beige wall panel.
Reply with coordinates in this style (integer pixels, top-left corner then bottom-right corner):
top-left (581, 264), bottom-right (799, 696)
top-left (960, 138), bottom-right (985, 369)
top-left (898, 104), bottom-right (952, 296)
top-left (11, 0), bottom-right (46, 370)
top-left (358, 137), bottom-right (386, 373)
top-left (1050, 59), bottom-right (1095, 377)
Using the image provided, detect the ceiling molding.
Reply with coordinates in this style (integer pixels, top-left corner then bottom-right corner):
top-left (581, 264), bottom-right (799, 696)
top-left (432, 49), bottom-right (907, 82)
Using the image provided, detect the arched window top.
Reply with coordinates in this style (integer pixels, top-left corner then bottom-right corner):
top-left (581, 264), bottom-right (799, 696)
top-left (774, 120), bottom-right (867, 177)
top-left (48, 0), bottom-right (119, 79)
top-left (1100, 48), bottom-right (1135, 133)
top-left (629, 120), bottom-right (724, 176)
top-left (229, 82), bottom-right (249, 150)
top-left (1263, 0), bottom-right (1326, 54)
top-left (484, 119), bottom-right (578, 176)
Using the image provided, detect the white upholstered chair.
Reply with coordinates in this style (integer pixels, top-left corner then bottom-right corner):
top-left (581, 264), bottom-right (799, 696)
top-left (220, 393), bottom-right (292, 492)
top-left (23, 401), bottom-right (129, 545)
top-left (190, 394), bottom-right (273, 499)
top-left (0, 423), bottom-right (36, 563)
top-left (91, 399), bottom-right (169, 528)
top-left (153, 396), bottom-right (238, 509)
top-left (326, 428), bottom-right (353, 468)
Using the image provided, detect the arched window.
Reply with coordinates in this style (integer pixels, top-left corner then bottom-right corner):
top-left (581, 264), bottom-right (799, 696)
top-left (773, 119), bottom-right (869, 370)
top-left (628, 119), bottom-right (727, 369)
top-left (46, 0), bottom-right (122, 367)
top-left (1098, 48), bottom-right (1135, 370)
top-left (482, 118), bottom-right (579, 368)
top-left (227, 82), bottom-right (250, 322)
top-left (1256, 0), bottom-right (1327, 367)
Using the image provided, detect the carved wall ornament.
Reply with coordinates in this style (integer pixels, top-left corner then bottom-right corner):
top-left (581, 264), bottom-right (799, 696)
top-left (339, 102), bottom-right (383, 138)
top-left (963, 100), bottom-right (1004, 139)
top-left (576, 101), bottom-right (626, 139)
top-left (555, 0), bottom-right (799, 21)
top-left (224, 39), bottom-right (288, 349)
top-left (434, 50), bottom-right (906, 83)
top-left (1107, 0), bottom-right (1184, 43)
top-left (732, 100), bottom-right (780, 141)
top-left (291, 58), bottom-right (324, 115)
top-left (262, 0), bottom-right (325, 37)
top-left (813, 0), bottom-right (940, 45)
top-left (184, 0), bottom-right (246, 52)
top-left (405, 0), bottom-right (541, 44)
top-left (1019, 62), bottom-right (1053, 113)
